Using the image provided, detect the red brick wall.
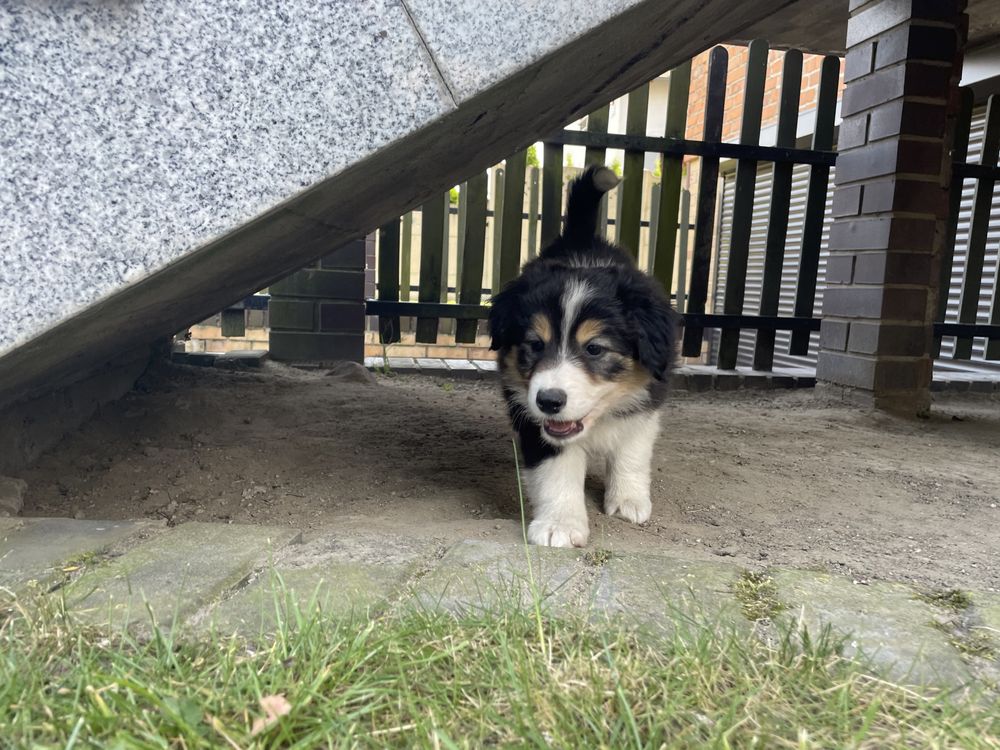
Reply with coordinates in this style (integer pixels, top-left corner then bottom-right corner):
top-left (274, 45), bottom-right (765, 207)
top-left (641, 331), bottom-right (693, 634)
top-left (686, 45), bottom-right (846, 143)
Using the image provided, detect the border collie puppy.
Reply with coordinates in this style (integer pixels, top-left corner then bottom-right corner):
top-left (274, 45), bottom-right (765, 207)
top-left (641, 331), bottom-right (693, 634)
top-left (489, 166), bottom-right (678, 548)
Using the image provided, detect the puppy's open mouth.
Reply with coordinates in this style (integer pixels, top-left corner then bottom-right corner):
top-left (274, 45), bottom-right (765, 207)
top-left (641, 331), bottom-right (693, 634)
top-left (543, 419), bottom-right (584, 439)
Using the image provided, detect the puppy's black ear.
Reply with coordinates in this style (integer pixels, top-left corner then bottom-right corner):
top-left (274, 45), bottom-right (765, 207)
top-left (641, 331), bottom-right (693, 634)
top-left (620, 276), bottom-right (678, 380)
top-left (488, 278), bottom-right (527, 351)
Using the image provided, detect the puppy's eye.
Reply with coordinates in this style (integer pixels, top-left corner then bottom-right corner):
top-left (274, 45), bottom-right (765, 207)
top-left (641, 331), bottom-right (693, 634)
top-left (529, 339), bottom-right (544, 353)
top-left (585, 342), bottom-right (605, 357)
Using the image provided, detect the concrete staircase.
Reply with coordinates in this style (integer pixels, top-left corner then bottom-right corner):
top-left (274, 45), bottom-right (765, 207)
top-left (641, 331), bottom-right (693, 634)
top-left (1, 0), bottom-right (802, 410)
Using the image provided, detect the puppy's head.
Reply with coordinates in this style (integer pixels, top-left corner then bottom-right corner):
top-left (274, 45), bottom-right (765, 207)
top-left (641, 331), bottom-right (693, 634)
top-left (489, 264), bottom-right (675, 445)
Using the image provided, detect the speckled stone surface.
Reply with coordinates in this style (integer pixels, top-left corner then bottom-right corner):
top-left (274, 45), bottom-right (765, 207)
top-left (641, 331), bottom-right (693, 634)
top-left (404, 0), bottom-right (635, 101)
top-left (0, 1), bottom-right (450, 355)
top-left (0, 0), bottom-right (792, 408)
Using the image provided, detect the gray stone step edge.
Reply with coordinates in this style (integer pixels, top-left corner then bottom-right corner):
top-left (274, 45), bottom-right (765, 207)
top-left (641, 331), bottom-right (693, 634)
top-left (4, 520), bottom-right (997, 689)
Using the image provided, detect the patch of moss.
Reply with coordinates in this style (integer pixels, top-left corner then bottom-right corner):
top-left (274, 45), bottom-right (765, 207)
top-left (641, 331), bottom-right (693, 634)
top-left (59, 549), bottom-right (106, 573)
top-left (583, 549), bottom-right (613, 567)
top-left (732, 570), bottom-right (786, 622)
top-left (930, 620), bottom-right (999, 660)
top-left (956, 630), bottom-right (999, 660)
top-left (915, 589), bottom-right (973, 612)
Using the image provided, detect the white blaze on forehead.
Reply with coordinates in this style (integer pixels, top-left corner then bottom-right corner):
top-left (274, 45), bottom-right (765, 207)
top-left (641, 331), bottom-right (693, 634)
top-left (559, 278), bottom-right (592, 354)
top-left (523, 278), bottom-right (596, 424)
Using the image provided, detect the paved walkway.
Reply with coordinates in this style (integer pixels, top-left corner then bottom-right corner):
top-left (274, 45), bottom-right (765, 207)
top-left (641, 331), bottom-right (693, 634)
top-left (170, 348), bottom-right (1000, 393)
top-left (2, 517), bottom-right (998, 688)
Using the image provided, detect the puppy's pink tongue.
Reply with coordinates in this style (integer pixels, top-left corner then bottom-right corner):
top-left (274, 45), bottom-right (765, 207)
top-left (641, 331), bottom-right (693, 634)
top-left (544, 419), bottom-right (583, 437)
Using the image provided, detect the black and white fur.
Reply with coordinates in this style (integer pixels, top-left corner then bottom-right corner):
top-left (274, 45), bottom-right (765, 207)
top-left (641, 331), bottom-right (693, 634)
top-left (489, 166), bottom-right (677, 547)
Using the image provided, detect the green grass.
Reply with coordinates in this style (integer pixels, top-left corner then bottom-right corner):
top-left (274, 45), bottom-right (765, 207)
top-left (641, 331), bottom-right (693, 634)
top-left (1, 591), bottom-right (998, 749)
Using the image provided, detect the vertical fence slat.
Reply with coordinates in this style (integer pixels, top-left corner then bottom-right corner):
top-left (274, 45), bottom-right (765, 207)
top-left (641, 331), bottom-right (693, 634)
top-left (456, 172), bottom-right (489, 343)
top-left (619, 84), bottom-right (650, 258)
top-left (652, 59), bottom-right (691, 296)
top-left (377, 219), bottom-right (401, 343)
top-left (527, 166), bottom-right (540, 258)
top-left (613, 184), bottom-right (624, 243)
top-left (221, 308), bottom-right (245, 338)
top-left (717, 39), bottom-right (768, 370)
top-left (441, 195), bottom-right (452, 302)
top-left (415, 193), bottom-right (446, 343)
top-left (753, 49), bottom-right (803, 371)
top-left (585, 105), bottom-right (611, 238)
top-left (400, 212), bottom-right (412, 302)
top-left (490, 167), bottom-right (505, 295)
top-left (456, 183), bottom-right (468, 295)
top-left (934, 88), bottom-right (974, 357)
top-left (954, 94), bottom-right (1000, 360)
top-left (676, 189), bottom-right (691, 313)
top-left (789, 55), bottom-right (840, 355)
top-left (585, 105), bottom-right (610, 166)
top-left (499, 150), bottom-right (527, 287)
top-left (598, 180), bottom-right (610, 239)
top-left (648, 183), bottom-right (660, 274)
top-left (541, 142), bottom-right (564, 247)
top-left (440, 194), bottom-right (453, 336)
top-left (682, 46), bottom-right (728, 358)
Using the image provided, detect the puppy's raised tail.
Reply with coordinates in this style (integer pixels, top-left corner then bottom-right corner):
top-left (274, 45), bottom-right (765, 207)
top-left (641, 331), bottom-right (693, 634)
top-left (563, 165), bottom-right (620, 244)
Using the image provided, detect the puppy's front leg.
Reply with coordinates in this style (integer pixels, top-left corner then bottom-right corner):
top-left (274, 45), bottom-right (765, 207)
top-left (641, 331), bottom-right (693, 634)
top-left (524, 446), bottom-right (589, 548)
top-left (604, 412), bottom-right (660, 524)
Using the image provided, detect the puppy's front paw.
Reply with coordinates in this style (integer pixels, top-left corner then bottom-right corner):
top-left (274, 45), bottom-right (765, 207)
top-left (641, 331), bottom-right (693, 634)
top-left (528, 518), bottom-right (589, 548)
top-left (604, 494), bottom-right (652, 524)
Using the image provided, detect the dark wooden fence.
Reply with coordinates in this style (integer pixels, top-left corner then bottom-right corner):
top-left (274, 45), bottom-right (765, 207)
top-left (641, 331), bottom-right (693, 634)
top-left (367, 41), bottom-right (843, 371)
top-left (935, 91), bottom-right (1000, 361)
top-left (216, 41), bottom-right (1000, 372)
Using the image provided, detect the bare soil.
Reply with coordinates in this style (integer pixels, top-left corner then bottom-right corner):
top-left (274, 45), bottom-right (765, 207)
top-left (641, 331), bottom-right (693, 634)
top-left (20, 361), bottom-right (1000, 592)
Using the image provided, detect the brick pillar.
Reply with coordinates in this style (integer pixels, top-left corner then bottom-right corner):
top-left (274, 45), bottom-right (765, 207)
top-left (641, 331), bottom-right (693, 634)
top-left (268, 236), bottom-right (369, 363)
top-left (816, 0), bottom-right (967, 414)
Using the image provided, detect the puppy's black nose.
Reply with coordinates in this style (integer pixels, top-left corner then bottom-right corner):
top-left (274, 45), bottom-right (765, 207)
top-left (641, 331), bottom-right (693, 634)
top-left (536, 388), bottom-right (567, 415)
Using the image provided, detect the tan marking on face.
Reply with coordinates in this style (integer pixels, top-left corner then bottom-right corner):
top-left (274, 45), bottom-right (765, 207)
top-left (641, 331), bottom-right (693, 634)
top-left (598, 356), bottom-right (654, 406)
top-left (617, 357), bottom-right (653, 391)
top-left (574, 319), bottom-right (604, 347)
top-left (531, 313), bottom-right (553, 345)
top-left (502, 348), bottom-right (527, 385)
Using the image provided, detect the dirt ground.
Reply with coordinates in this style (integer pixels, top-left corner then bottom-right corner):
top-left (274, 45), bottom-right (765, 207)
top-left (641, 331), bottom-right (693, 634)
top-left (19, 360), bottom-right (1000, 592)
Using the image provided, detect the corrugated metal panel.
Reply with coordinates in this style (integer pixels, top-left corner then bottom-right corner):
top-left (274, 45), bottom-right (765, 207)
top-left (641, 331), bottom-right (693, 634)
top-left (707, 171), bottom-right (735, 364)
top-left (711, 161), bottom-right (833, 368)
top-left (712, 102), bottom-right (1000, 375)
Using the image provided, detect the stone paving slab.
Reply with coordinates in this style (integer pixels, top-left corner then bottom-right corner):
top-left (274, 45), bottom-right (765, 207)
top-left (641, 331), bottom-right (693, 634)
top-left (203, 532), bottom-right (436, 634)
top-left (65, 522), bottom-right (301, 631)
top-left (406, 539), bottom-right (593, 616)
top-left (214, 349), bottom-right (268, 369)
top-left (773, 570), bottom-right (972, 687)
top-left (172, 351), bottom-right (220, 367)
top-left (0, 517), bottom-right (152, 592)
top-left (205, 563), bottom-right (406, 635)
top-left (3, 518), bottom-right (991, 689)
top-left (0, 517), bottom-right (24, 535)
top-left (591, 553), bottom-right (745, 635)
